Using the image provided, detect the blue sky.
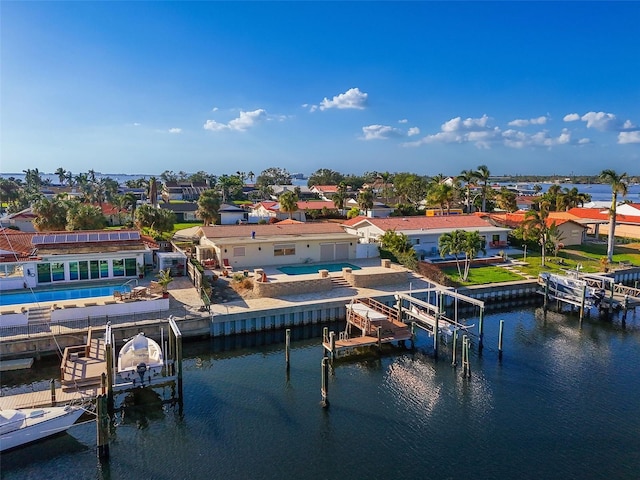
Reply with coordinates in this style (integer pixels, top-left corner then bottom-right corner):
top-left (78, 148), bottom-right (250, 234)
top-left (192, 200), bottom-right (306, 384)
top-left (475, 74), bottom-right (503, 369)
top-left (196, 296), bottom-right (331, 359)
top-left (2, 1), bottom-right (639, 177)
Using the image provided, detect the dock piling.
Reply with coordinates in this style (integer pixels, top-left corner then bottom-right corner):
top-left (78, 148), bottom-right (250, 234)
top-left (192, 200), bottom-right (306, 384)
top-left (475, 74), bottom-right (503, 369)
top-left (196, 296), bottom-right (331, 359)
top-left (96, 394), bottom-right (110, 461)
top-left (580, 284), bottom-right (587, 324)
top-left (50, 379), bottom-right (56, 406)
top-left (451, 329), bottom-right (457, 367)
top-left (478, 309), bottom-right (484, 353)
top-left (321, 357), bottom-right (329, 408)
top-left (498, 320), bottom-right (504, 360)
top-left (285, 328), bottom-right (291, 370)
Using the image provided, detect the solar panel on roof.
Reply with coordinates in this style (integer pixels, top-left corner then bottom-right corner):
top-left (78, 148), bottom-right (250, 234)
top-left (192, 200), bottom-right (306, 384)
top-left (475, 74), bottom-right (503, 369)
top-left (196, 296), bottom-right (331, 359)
top-left (109, 232), bottom-right (119, 240)
top-left (43, 235), bottom-right (56, 244)
top-left (99, 233), bottom-right (109, 241)
top-left (129, 231), bottom-right (140, 240)
top-left (77, 233), bottom-right (88, 242)
top-left (119, 232), bottom-right (130, 240)
top-left (88, 233), bottom-right (99, 242)
top-left (32, 235), bottom-right (44, 245)
top-left (66, 234), bottom-right (77, 243)
top-left (55, 235), bottom-right (66, 243)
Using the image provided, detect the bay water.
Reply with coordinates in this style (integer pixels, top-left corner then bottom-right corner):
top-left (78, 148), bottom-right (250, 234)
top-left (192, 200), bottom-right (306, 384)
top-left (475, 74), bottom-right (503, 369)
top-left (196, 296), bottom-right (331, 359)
top-left (2, 305), bottom-right (639, 479)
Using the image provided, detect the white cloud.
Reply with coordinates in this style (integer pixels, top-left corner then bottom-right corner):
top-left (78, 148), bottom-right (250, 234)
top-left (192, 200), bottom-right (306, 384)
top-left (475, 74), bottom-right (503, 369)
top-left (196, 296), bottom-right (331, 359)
top-left (310, 87), bottom-right (368, 112)
top-left (578, 138), bottom-right (591, 144)
top-left (203, 109), bottom-right (268, 132)
top-left (361, 124), bottom-right (403, 140)
top-left (563, 113), bottom-right (580, 122)
top-left (508, 116), bottom-right (548, 127)
top-left (502, 128), bottom-right (571, 148)
top-left (407, 127), bottom-right (420, 137)
top-left (623, 119), bottom-right (637, 129)
top-left (168, 128), bottom-right (182, 134)
top-left (212, 107), bottom-right (219, 112)
top-left (441, 114), bottom-right (491, 132)
top-left (580, 111), bottom-right (620, 131)
top-left (618, 131), bottom-right (640, 144)
top-left (398, 119), bottom-right (408, 124)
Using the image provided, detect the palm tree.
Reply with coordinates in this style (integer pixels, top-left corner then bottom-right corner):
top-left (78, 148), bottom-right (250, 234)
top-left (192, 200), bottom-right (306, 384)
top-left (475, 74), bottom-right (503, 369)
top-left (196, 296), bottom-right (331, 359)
top-left (427, 182), bottom-right (454, 215)
top-left (32, 196), bottom-right (68, 231)
top-left (599, 169), bottom-right (628, 262)
top-left (438, 230), bottom-right (465, 279)
top-left (356, 188), bottom-right (374, 217)
top-left (197, 189), bottom-right (221, 226)
top-left (523, 202), bottom-right (550, 267)
top-left (54, 167), bottom-right (67, 185)
top-left (332, 182), bottom-right (348, 216)
top-left (461, 231), bottom-right (486, 281)
top-left (148, 177), bottom-right (158, 207)
top-left (458, 169), bottom-right (478, 213)
top-left (279, 190), bottom-right (299, 219)
top-left (475, 164), bottom-right (491, 212)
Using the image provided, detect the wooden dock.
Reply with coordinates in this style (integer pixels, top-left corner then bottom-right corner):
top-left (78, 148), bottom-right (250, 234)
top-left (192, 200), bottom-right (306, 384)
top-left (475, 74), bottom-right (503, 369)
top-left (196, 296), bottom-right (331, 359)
top-left (61, 328), bottom-right (107, 391)
top-left (322, 298), bottom-right (412, 357)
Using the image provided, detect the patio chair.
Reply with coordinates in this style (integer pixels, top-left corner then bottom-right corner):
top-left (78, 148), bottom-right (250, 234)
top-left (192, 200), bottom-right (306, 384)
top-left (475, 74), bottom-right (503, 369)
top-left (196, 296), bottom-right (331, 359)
top-left (222, 259), bottom-right (234, 271)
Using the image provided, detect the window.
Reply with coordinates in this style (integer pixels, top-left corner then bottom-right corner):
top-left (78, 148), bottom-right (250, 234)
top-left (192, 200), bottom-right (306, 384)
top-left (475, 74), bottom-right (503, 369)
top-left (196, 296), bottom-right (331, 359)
top-left (99, 260), bottom-right (109, 278)
top-left (233, 247), bottom-right (246, 257)
top-left (413, 238), bottom-right (421, 245)
top-left (125, 258), bottom-right (137, 276)
top-left (69, 262), bottom-right (79, 281)
top-left (90, 260), bottom-right (100, 279)
top-left (274, 244), bottom-right (295, 256)
top-left (0, 264), bottom-right (22, 278)
top-left (51, 262), bottom-right (65, 282)
top-left (113, 259), bottom-right (125, 277)
top-left (37, 263), bottom-right (51, 283)
top-left (79, 261), bottom-right (89, 280)
top-left (492, 234), bottom-right (500, 243)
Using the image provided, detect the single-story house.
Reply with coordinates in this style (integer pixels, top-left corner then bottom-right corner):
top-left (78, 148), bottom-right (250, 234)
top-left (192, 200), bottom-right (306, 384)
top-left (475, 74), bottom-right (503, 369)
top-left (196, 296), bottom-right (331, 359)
top-left (248, 201), bottom-right (337, 223)
top-left (345, 199), bottom-right (394, 218)
top-left (481, 211), bottom-right (587, 246)
top-left (196, 223), bottom-right (358, 270)
top-left (162, 182), bottom-right (210, 201)
top-left (309, 185), bottom-right (339, 201)
top-left (159, 202), bottom-right (199, 222)
top-left (219, 203), bottom-right (248, 225)
top-left (0, 209), bottom-right (38, 232)
top-left (568, 207), bottom-right (640, 240)
top-left (0, 229), bottom-right (158, 292)
top-left (342, 215), bottom-right (512, 259)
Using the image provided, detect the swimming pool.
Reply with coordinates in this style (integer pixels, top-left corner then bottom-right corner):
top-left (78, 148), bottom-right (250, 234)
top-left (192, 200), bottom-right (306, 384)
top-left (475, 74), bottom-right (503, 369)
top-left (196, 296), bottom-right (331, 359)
top-left (0, 284), bottom-right (128, 306)
top-left (278, 262), bottom-right (361, 276)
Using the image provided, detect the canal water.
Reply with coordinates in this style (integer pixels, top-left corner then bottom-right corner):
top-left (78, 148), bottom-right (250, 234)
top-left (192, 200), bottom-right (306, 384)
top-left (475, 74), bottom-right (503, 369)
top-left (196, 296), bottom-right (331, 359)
top-left (2, 305), bottom-right (639, 479)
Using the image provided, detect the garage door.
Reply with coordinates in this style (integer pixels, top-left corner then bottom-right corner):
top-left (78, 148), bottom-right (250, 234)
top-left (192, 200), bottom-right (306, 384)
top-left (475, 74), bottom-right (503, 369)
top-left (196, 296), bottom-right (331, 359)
top-left (320, 243), bottom-right (334, 262)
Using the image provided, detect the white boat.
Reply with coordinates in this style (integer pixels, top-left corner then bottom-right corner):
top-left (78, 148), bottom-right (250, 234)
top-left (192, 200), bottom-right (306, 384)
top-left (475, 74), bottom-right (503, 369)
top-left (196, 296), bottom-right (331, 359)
top-left (117, 333), bottom-right (164, 386)
top-left (0, 405), bottom-right (84, 452)
top-left (538, 272), bottom-right (603, 306)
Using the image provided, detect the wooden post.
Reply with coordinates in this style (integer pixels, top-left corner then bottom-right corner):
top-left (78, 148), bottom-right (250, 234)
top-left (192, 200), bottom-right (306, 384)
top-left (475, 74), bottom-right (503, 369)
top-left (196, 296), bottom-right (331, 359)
top-left (478, 308), bottom-right (484, 352)
top-left (176, 329), bottom-right (183, 400)
top-left (377, 326), bottom-right (382, 348)
top-left (579, 284), bottom-right (587, 324)
top-left (461, 335), bottom-right (467, 377)
top-left (498, 320), bottom-right (504, 360)
top-left (101, 372), bottom-right (107, 395)
top-left (104, 341), bottom-right (114, 413)
top-left (321, 357), bottom-right (329, 408)
top-left (433, 308), bottom-right (439, 360)
top-left (451, 329), bottom-right (457, 367)
top-left (329, 331), bottom-right (336, 361)
top-left (285, 328), bottom-right (291, 370)
top-left (609, 281), bottom-right (615, 315)
top-left (50, 379), bottom-right (56, 406)
top-left (411, 322), bottom-right (416, 350)
top-left (96, 394), bottom-right (110, 461)
top-left (622, 295), bottom-right (629, 326)
top-left (465, 338), bottom-right (471, 378)
top-left (543, 276), bottom-right (549, 311)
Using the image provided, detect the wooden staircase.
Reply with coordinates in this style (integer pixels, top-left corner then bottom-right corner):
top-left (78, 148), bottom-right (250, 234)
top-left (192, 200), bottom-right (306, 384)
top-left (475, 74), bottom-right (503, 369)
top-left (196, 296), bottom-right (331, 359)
top-left (26, 305), bottom-right (51, 324)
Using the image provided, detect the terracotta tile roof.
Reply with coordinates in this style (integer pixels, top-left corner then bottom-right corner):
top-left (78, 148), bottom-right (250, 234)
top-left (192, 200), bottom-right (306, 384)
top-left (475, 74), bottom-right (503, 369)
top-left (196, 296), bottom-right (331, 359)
top-left (568, 207), bottom-right (640, 224)
top-left (296, 201), bottom-right (336, 211)
top-left (0, 230), bottom-right (36, 262)
top-left (311, 185), bottom-right (339, 193)
top-left (275, 219), bottom-right (304, 224)
top-left (199, 222), bottom-right (347, 239)
top-left (485, 212), bottom-right (585, 228)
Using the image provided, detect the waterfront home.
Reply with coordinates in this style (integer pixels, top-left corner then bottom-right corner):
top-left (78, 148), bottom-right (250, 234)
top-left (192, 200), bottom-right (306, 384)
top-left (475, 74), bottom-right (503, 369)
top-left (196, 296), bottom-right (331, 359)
top-left (342, 215), bottom-right (511, 260)
top-left (345, 198), bottom-right (395, 218)
top-left (196, 223), bottom-right (357, 270)
top-left (219, 203), bottom-right (248, 225)
top-left (309, 185), bottom-right (339, 201)
top-left (162, 181), bottom-right (209, 201)
top-left (0, 229), bottom-right (158, 292)
top-left (568, 207), bottom-right (640, 240)
top-left (247, 201), bottom-right (337, 223)
top-left (480, 212), bottom-right (587, 246)
top-left (159, 202), bottom-right (199, 222)
top-left (0, 208), bottom-right (38, 232)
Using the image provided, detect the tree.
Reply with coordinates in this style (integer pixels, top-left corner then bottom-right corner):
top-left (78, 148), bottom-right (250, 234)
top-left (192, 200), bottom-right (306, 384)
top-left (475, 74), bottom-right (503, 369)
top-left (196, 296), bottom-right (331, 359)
top-left (256, 167), bottom-right (292, 187)
top-left (458, 169), bottom-right (479, 213)
top-left (496, 187), bottom-right (517, 212)
top-left (460, 231), bottom-right (486, 281)
top-left (55, 167), bottom-right (67, 185)
top-left (438, 230), bottom-right (465, 279)
top-left (379, 229), bottom-right (417, 270)
top-left (279, 191), bottom-right (299, 219)
top-left (522, 202), bottom-right (550, 267)
top-left (599, 169), bottom-right (628, 262)
top-left (32, 196), bottom-right (68, 231)
top-left (148, 177), bottom-right (158, 207)
top-left (547, 223), bottom-right (566, 258)
top-left (66, 203), bottom-right (106, 231)
top-left (307, 168), bottom-right (344, 187)
top-left (332, 182), bottom-right (348, 216)
top-left (135, 204), bottom-right (175, 233)
top-left (393, 173), bottom-right (428, 207)
top-left (426, 182), bottom-right (455, 215)
top-left (357, 188), bottom-right (374, 216)
top-left (197, 189), bottom-right (221, 226)
top-left (475, 164), bottom-right (491, 212)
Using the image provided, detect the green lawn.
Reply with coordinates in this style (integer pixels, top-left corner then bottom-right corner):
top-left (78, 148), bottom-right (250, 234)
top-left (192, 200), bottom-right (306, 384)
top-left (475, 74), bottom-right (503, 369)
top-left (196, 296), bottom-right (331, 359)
top-left (441, 266), bottom-right (523, 285)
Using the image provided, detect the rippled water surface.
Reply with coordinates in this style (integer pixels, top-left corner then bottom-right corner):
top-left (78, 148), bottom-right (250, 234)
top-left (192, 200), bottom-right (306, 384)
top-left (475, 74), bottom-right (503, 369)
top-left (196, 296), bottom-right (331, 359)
top-left (2, 306), bottom-right (640, 479)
